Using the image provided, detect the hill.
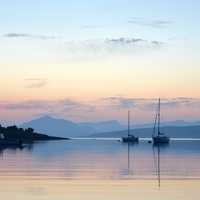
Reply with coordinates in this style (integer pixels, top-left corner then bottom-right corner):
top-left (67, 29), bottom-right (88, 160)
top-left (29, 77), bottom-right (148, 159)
top-left (89, 126), bottom-right (200, 138)
top-left (79, 120), bottom-right (125, 133)
top-left (21, 116), bottom-right (95, 137)
top-left (21, 115), bottom-right (200, 138)
top-left (0, 125), bottom-right (66, 142)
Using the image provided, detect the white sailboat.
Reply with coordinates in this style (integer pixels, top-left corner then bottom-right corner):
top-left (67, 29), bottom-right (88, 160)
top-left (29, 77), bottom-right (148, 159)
top-left (122, 111), bottom-right (139, 143)
top-left (152, 98), bottom-right (170, 144)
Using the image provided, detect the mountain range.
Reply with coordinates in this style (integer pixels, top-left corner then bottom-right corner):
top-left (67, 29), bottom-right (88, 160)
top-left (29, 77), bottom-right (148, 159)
top-left (90, 126), bottom-right (200, 138)
top-left (21, 116), bottom-right (125, 137)
top-left (21, 115), bottom-right (200, 138)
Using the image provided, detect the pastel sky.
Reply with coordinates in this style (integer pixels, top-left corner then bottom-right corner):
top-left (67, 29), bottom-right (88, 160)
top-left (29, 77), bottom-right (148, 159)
top-left (0, 0), bottom-right (200, 125)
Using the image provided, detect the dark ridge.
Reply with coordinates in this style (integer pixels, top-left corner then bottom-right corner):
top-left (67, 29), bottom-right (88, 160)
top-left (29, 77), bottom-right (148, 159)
top-left (0, 124), bottom-right (68, 142)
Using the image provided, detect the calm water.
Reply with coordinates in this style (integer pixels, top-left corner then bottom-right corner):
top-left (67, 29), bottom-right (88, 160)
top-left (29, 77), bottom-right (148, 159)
top-left (0, 139), bottom-right (200, 180)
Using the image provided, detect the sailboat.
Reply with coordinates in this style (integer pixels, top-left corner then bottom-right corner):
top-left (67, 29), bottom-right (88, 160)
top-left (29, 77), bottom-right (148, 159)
top-left (122, 111), bottom-right (139, 143)
top-left (152, 98), bottom-right (170, 144)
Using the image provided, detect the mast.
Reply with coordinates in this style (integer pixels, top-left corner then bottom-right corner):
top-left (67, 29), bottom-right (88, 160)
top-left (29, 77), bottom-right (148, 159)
top-left (153, 113), bottom-right (157, 137)
top-left (128, 110), bottom-right (130, 137)
top-left (157, 98), bottom-right (161, 136)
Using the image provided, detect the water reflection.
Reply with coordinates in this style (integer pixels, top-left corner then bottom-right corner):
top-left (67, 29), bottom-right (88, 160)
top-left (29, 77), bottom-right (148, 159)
top-left (0, 139), bottom-right (199, 180)
top-left (124, 142), bottom-right (138, 177)
top-left (153, 143), bottom-right (170, 187)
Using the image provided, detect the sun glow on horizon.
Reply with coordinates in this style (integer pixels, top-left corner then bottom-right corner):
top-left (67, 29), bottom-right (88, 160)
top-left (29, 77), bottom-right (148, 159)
top-left (0, 0), bottom-right (200, 123)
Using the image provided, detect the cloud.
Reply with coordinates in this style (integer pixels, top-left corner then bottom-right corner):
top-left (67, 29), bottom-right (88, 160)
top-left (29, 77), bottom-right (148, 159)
top-left (2, 97), bottom-right (198, 113)
top-left (24, 78), bottom-right (47, 88)
top-left (4, 33), bottom-right (30, 37)
top-left (105, 37), bottom-right (163, 47)
top-left (103, 97), bottom-right (200, 110)
top-left (1, 97), bottom-right (200, 123)
top-left (3, 33), bottom-right (56, 40)
top-left (65, 37), bottom-right (164, 57)
top-left (2, 99), bottom-right (79, 111)
top-left (128, 18), bottom-right (172, 28)
top-left (0, 99), bottom-right (95, 115)
top-left (105, 37), bottom-right (163, 48)
top-left (102, 97), bottom-right (150, 109)
top-left (152, 40), bottom-right (163, 46)
top-left (60, 99), bottom-right (95, 113)
top-left (3, 100), bottom-right (50, 110)
top-left (103, 97), bottom-right (137, 109)
top-left (160, 98), bottom-right (200, 107)
top-left (106, 37), bottom-right (145, 44)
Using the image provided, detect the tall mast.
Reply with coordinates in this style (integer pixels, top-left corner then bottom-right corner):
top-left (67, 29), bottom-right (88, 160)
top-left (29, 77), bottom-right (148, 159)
top-left (128, 110), bottom-right (130, 137)
top-left (153, 113), bottom-right (158, 137)
top-left (158, 98), bottom-right (161, 135)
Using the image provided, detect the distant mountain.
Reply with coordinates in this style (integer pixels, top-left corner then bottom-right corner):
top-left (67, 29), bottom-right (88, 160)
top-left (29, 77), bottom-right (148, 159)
top-left (21, 116), bottom-right (126, 137)
top-left (90, 126), bottom-right (200, 138)
top-left (21, 116), bottom-right (95, 137)
top-left (132, 120), bottom-right (200, 129)
top-left (162, 120), bottom-right (200, 127)
top-left (21, 116), bottom-right (200, 138)
top-left (79, 120), bottom-right (125, 133)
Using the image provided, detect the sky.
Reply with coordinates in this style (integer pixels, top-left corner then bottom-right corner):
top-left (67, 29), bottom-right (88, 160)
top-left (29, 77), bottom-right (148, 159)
top-left (0, 0), bottom-right (200, 125)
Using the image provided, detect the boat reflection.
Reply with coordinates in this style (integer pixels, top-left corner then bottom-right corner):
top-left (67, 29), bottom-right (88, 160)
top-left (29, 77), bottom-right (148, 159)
top-left (153, 143), bottom-right (170, 188)
top-left (122, 141), bottom-right (139, 177)
top-left (0, 139), bottom-right (199, 181)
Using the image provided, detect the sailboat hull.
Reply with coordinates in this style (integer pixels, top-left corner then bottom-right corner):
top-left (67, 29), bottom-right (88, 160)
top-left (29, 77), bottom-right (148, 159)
top-left (122, 136), bottom-right (139, 143)
top-left (153, 135), bottom-right (170, 144)
top-left (152, 98), bottom-right (170, 145)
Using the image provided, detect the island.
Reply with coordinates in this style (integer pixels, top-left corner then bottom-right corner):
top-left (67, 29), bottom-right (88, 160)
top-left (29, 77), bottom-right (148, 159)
top-left (0, 124), bottom-right (68, 143)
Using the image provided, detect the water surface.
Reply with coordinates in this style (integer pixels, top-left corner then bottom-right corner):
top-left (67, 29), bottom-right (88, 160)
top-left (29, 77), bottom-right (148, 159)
top-left (0, 139), bottom-right (200, 180)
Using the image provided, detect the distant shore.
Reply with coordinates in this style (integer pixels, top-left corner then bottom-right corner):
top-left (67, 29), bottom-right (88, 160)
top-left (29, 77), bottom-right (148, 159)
top-left (0, 125), bottom-right (69, 142)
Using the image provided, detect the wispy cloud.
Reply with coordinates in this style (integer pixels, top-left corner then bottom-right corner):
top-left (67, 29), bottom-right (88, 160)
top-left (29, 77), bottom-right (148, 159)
top-left (106, 38), bottom-right (164, 47)
top-left (102, 97), bottom-right (200, 110)
top-left (24, 78), bottom-right (47, 88)
top-left (128, 18), bottom-right (173, 28)
top-left (106, 37), bottom-right (145, 44)
top-left (0, 99), bottom-right (95, 115)
top-left (2, 97), bottom-right (198, 113)
top-left (3, 33), bottom-right (56, 40)
top-left (3, 100), bottom-right (50, 110)
top-left (65, 37), bottom-right (164, 57)
top-left (151, 40), bottom-right (163, 46)
top-left (1, 97), bottom-right (200, 123)
top-left (102, 97), bottom-right (138, 109)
